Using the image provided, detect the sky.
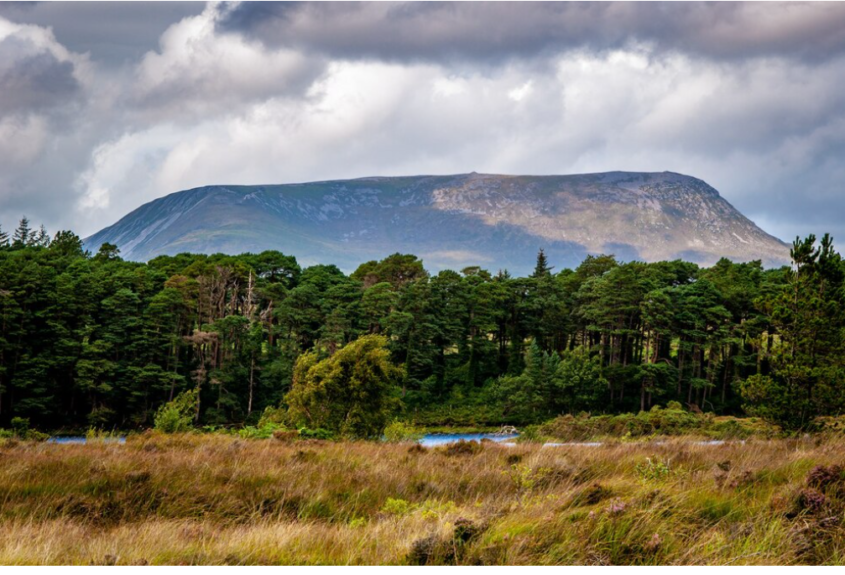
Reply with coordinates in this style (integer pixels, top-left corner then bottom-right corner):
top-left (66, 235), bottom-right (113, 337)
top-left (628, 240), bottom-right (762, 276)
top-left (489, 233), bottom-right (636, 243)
top-left (1, 1), bottom-right (844, 242)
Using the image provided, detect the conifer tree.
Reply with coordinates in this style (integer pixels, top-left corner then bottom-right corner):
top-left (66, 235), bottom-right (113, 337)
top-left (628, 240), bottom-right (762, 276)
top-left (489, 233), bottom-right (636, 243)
top-left (11, 217), bottom-right (30, 248)
top-left (0, 224), bottom-right (8, 248)
top-left (532, 248), bottom-right (553, 277)
top-left (31, 225), bottom-right (50, 248)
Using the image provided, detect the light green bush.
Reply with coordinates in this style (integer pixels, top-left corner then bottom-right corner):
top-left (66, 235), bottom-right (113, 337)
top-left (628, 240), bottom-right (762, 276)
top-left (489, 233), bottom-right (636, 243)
top-left (381, 497), bottom-right (413, 516)
top-left (383, 419), bottom-right (423, 442)
top-left (153, 389), bottom-right (198, 434)
top-left (238, 422), bottom-right (283, 439)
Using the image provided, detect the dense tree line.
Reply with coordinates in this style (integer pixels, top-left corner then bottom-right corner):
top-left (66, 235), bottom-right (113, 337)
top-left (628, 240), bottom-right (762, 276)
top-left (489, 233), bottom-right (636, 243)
top-left (0, 216), bottom-right (843, 431)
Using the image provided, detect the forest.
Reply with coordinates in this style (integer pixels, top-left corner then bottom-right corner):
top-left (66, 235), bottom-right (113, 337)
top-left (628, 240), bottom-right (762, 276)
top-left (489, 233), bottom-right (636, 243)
top-left (0, 216), bottom-right (843, 434)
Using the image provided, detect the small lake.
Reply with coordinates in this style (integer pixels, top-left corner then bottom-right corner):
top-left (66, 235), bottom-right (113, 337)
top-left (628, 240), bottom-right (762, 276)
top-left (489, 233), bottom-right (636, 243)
top-left (47, 436), bottom-right (126, 445)
top-left (417, 435), bottom-right (745, 448)
top-left (419, 433), bottom-right (518, 447)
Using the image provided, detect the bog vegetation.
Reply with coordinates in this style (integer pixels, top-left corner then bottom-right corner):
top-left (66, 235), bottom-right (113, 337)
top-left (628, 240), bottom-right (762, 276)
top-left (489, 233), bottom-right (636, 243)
top-left (0, 435), bottom-right (845, 565)
top-left (0, 217), bottom-right (844, 435)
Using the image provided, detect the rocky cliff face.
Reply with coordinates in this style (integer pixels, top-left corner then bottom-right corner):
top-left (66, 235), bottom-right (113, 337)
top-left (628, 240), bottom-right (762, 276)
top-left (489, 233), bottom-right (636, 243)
top-left (84, 171), bottom-right (790, 275)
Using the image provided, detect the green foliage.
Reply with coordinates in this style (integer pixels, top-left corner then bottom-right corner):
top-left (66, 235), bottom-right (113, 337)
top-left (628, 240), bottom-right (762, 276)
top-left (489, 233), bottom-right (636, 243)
top-left (506, 463), bottom-right (551, 493)
top-left (537, 404), bottom-right (770, 441)
top-left (555, 347), bottom-right (609, 413)
top-left (238, 422), bottom-right (284, 439)
top-left (10, 417), bottom-right (30, 436)
top-left (257, 406), bottom-right (287, 427)
top-left (7, 417), bottom-right (48, 440)
top-left (380, 497), bottom-right (413, 516)
top-left (285, 335), bottom-right (404, 438)
top-left (383, 419), bottom-right (423, 442)
top-left (740, 234), bottom-right (845, 429)
top-left (0, 222), bottom-right (841, 434)
top-left (153, 389), bottom-right (198, 433)
top-left (297, 427), bottom-right (334, 440)
top-left (635, 457), bottom-right (672, 482)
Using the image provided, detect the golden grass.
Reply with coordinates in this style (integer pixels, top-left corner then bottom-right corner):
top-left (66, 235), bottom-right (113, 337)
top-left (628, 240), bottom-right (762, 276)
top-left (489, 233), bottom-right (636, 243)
top-left (0, 434), bottom-right (844, 565)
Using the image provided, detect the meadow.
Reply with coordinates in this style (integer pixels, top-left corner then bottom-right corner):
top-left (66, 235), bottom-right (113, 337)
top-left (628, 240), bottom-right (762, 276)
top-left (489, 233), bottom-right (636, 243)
top-left (1, 433), bottom-right (844, 565)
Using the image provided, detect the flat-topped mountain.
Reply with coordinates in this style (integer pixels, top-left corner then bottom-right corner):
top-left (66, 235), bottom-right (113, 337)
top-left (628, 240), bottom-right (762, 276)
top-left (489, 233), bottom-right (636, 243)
top-left (84, 171), bottom-right (790, 275)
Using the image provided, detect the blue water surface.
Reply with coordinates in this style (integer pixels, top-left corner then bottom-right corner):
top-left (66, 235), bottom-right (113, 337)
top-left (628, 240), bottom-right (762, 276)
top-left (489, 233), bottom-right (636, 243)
top-left (47, 436), bottom-right (126, 444)
top-left (419, 433), bottom-right (518, 447)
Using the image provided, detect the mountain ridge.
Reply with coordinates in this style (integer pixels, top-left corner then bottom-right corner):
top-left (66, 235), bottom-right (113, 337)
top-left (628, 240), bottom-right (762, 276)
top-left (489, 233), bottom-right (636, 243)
top-left (85, 171), bottom-right (790, 275)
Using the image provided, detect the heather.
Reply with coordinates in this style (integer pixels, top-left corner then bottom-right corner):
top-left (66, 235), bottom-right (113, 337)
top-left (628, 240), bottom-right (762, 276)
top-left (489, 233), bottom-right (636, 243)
top-left (1, 434), bottom-right (845, 565)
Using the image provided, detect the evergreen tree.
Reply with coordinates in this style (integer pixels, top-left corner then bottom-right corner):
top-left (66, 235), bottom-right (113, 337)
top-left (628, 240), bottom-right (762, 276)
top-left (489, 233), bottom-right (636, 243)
top-left (532, 248), bottom-right (553, 277)
top-left (31, 225), bottom-right (50, 248)
top-left (11, 217), bottom-right (30, 248)
top-left (0, 224), bottom-right (8, 248)
top-left (0, 218), bottom-right (841, 431)
top-left (742, 234), bottom-right (845, 428)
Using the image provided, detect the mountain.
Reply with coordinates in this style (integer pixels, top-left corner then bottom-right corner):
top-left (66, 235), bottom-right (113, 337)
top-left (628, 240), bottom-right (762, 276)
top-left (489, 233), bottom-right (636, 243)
top-left (84, 171), bottom-right (790, 276)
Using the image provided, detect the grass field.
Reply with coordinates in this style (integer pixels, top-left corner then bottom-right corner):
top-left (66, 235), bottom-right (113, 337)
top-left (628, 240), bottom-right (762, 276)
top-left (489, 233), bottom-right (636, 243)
top-left (1, 433), bottom-right (844, 565)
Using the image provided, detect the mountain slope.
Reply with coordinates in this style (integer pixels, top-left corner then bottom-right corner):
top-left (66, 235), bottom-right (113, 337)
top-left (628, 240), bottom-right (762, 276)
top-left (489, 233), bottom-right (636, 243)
top-left (84, 171), bottom-right (790, 275)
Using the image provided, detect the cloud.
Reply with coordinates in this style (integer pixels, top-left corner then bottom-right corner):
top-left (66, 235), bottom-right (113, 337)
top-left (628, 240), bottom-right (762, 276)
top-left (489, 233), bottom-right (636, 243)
top-left (0, 2), bottom-right (206, 67)
top-left (0, 16), bottom-right (94, 226)
top-left (130, 3), bottom-right (324, 121)
top-left (217, 2), bottom-right (845, 64)
top-left (0, 18), bottom-right (89, 115)
top-left (1, 1), bottom-right (845, 255)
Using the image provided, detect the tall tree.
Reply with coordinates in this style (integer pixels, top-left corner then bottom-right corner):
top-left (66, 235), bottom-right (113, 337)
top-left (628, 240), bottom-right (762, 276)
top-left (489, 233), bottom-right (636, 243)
top-left (11, 217), bottom-right (30, 249)
top-left (532, 248), bottom-right (553, 277)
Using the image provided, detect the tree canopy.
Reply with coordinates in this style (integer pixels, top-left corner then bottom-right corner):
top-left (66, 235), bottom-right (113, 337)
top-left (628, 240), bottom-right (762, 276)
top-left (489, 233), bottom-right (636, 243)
top-left (0, 219), bottom-right (842, 431)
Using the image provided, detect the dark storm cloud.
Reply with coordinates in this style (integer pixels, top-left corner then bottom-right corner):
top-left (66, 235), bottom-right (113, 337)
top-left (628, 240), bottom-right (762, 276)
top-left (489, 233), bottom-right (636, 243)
top-left (0, 38), bottom-right (79, 115)
top-left (0, 2), bottom-right (206, 66)
top-left (217, 2), bottom-right (845, 64)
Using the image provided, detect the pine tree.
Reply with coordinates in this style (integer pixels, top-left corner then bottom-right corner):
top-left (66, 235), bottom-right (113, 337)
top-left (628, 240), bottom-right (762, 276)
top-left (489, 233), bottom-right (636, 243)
top-left (532, 248), bottom-right (553, 277)
top-left (0, 224), bottom-right (8, 248)
top-left (31, 225), bottom-right (50, 248)
top-left (11, 217), bottom-right (31, 248)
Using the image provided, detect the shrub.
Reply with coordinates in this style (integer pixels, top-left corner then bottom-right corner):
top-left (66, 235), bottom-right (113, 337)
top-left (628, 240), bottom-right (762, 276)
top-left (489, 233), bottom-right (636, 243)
top-left (153, 389), bottom-right (198, 433)
top-left (10, 417), bottom-right (30, 437)
top-left (284, 335), bottom-right (404, 438)
top-left (273, 429), bottom-right (300, 442)
top-left (439, 439), bottom-right (481, 456)
top-left (257, 406), bottom-right (287, 427)
top-left (238, 422), bottom-right (284, 439)
top-left (7, 417), bottom-right (48, 441)
top-left (795, 488), bottom-right (826, 513)
top-left (383, 420), bottom-right (423, 443)
top-left (635, 457), bottom-right (671, 482)
top-left (538, 407), bottom-right (778, 442)
top-left (806, 465), bottom-right (843, 489)
top-left (381, 497), bottom-right (412, 516)
top-left (298, 427), bottom-right (334, 440)
top-left (507, 464), bottom-right (551, 493)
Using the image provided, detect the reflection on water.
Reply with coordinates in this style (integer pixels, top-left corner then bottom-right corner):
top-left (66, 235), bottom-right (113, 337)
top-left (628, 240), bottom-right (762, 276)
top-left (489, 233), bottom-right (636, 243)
top-left (419, 433), bottom-right (518, 447)
top-left (47, 437), bottom-right (126, 444)
top-left (418, 434), bottom-right (746, 448)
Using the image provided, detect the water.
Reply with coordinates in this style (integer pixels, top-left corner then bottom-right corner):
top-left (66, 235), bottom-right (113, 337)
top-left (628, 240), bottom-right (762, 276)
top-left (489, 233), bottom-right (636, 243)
top-left (44, 435), bottom-right (742, 447)
top-left (47, 436), bottom-right (126, 445)
top-left (418, 434), bottom-right (745, 448)
top-left (419, 433), bottom-right (518, 447)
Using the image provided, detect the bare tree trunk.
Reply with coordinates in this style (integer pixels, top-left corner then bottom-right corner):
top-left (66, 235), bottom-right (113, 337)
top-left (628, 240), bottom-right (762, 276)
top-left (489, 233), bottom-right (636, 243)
top-left (248, 357), bottom-right (255, 416)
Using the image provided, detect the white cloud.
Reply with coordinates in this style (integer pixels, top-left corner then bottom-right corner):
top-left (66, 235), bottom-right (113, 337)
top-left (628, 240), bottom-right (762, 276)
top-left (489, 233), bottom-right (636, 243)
top-left (3, 2), bottom-right (845, 248)
top-left (71, 43), bottom-right (845, 243)
top-left (507, 80), bottom-right (533, 102)
top-left (130, 2), bottom-right (321, 121)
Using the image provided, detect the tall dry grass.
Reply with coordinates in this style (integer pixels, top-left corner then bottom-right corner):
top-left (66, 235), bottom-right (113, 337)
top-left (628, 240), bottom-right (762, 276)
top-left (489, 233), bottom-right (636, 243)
top-left (0, 434), bottom-right (844, 565)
